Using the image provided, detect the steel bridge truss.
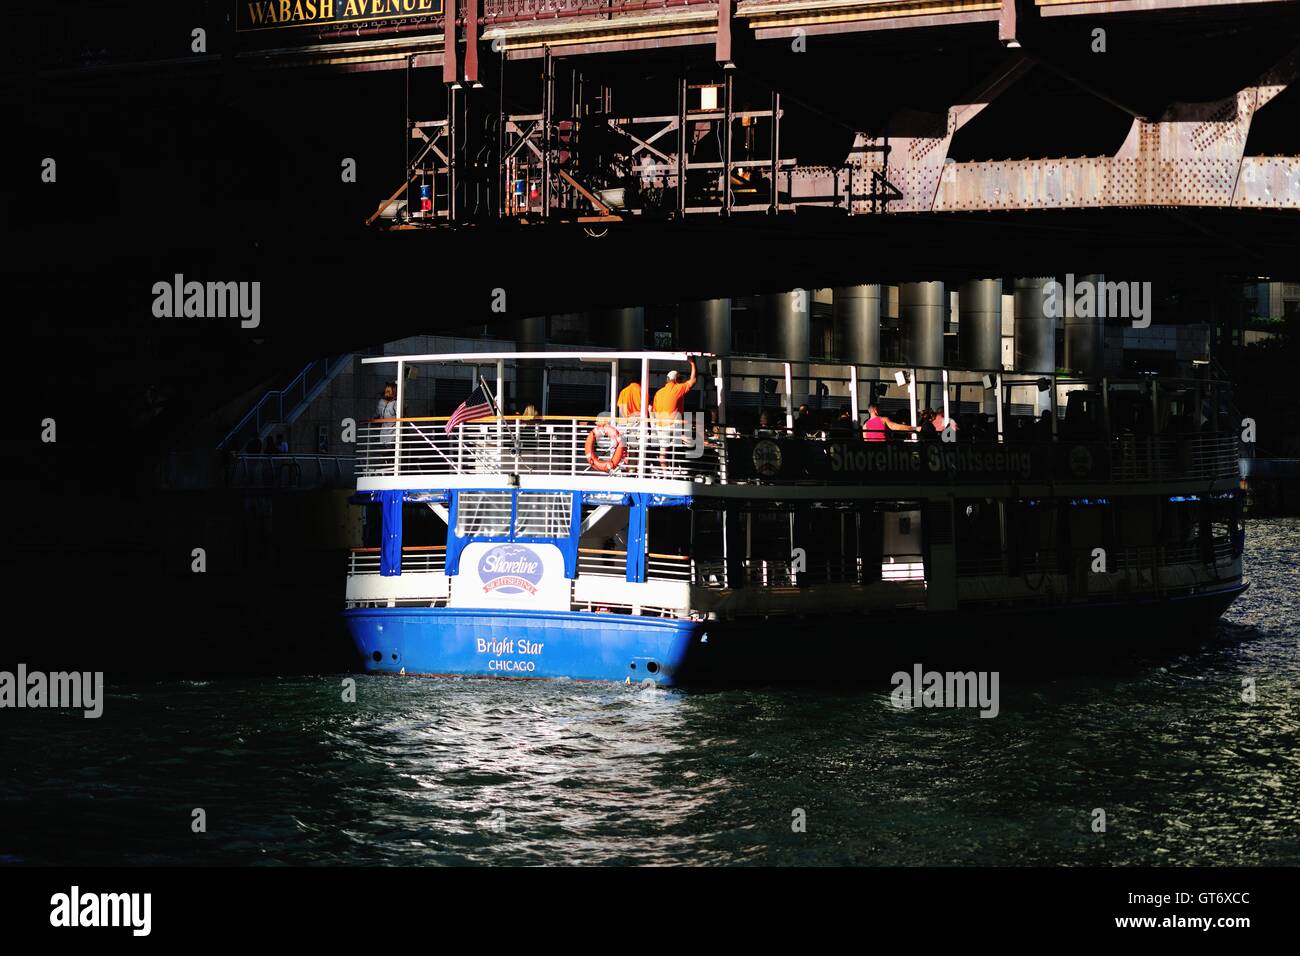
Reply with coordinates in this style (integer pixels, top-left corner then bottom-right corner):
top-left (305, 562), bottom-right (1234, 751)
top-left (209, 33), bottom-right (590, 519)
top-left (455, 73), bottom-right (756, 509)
top-left (369, 30), bottom-right (1300, 228)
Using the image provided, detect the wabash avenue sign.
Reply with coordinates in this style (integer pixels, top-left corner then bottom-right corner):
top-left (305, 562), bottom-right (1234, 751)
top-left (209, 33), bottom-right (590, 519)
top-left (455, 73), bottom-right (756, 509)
top-left (237, 0), bottom-right (443, 32)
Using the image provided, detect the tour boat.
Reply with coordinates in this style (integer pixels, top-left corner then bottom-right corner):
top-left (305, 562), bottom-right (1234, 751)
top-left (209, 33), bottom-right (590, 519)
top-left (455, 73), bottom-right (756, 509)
top-left (343, 349), bottom-right (1246, 685)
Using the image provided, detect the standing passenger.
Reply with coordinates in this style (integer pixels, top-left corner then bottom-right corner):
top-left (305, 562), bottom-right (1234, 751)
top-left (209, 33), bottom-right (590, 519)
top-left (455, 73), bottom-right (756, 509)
top-left (617, 379), bottom-right (642, 419)
top-left (652, 357), bottom-right (697, 468)
top-left (376, 382), bottom-right (398, 474)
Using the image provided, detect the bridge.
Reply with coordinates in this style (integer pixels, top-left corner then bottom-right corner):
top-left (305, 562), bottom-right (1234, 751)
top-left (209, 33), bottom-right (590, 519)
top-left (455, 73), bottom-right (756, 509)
top-left (4, 0), bottom-right (1298, 470)
top-left (14, 1), bottom-right (1300, 230)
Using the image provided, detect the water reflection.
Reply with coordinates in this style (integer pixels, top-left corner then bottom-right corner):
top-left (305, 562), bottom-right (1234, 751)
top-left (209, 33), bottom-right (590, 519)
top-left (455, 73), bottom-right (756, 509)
top-left (1, 520), bottom-right (1296, 866)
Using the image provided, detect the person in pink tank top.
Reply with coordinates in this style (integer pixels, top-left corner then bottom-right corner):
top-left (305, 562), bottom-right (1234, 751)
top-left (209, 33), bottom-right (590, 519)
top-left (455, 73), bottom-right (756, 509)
top-left (862, 402), bottom-right (917, 442)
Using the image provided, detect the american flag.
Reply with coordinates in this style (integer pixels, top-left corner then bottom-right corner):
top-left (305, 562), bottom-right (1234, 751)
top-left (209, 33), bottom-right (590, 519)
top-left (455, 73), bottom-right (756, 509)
top-left (445, 383), bottom-right (495, 432)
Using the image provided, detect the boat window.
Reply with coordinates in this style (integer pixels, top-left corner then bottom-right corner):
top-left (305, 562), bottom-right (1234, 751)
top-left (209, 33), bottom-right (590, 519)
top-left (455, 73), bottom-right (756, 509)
top-left (795, 506), bottom-right (850, 582)
top-left (361, 503), bottom-right (383, 548)
top-left (648, 507), bottom-right (692, 557)
top-left (955, 499), bottom-right (1002, 564)
top-left (1159, 498), bottom-right (1201, 545)
top-left (1010, 499), bottom-right (1061, 566)
top-left (692, 508), bottom-right (724, 561)
top-left (579, 505), bottom-right (629, 552)
top-left (403, 502), bottom-right (447, 547)
top-left (881, 506), bottom-right (923, 562)
top-left (748, 509), bottom-right (793, 561)
top-left (455, 491), bottom-right (513, 537)
top-left (1067, 501), bottom-right (1111, 556)
top-left (514, 492), bottom-right (573, 538)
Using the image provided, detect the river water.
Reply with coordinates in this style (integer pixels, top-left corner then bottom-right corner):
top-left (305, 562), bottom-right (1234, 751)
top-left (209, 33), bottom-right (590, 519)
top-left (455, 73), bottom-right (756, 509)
top-left (3, 519), bottom-right (1297, 866)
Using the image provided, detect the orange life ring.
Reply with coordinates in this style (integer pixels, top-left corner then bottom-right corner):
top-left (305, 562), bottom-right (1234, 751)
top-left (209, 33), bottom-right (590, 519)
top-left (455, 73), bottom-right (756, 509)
top-left (584, 423), bottom-right (626, 473)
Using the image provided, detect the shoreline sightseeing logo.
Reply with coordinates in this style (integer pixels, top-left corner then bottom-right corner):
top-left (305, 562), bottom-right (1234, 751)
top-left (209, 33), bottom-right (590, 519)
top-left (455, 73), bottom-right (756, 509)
top-left (478, 545), bottom-right (544, 596)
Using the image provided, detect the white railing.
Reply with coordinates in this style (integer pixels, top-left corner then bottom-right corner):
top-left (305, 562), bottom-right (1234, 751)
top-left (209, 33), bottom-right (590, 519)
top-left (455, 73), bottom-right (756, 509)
top-left (357, 416), bottom-right (724, 480)
top-left (575, 549), bottom-right (693, 581)
top-left (347, 546), bottom-right (446, 575)
top-left (576, 548), bottom-right (626, 577)
top-left (356, 417), bottom-right (1240, 486)
top-left (1110, 435), bottom-right (1241, 482)
top-left (648, 553), bottom-right (693, 580)
top-left (1003, 539), bottom-right (1236, 578)
top-left (691, 556), bottom-right (920, 587)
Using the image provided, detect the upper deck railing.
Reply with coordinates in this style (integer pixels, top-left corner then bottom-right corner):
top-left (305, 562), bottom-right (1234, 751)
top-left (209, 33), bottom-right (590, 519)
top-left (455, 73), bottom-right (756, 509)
top-left (359, 415), bottom-right (722, 481)
top-left (355, 350), bottom-right (1241, 488)
top-left (354, 415), bottom-right (1241, 486)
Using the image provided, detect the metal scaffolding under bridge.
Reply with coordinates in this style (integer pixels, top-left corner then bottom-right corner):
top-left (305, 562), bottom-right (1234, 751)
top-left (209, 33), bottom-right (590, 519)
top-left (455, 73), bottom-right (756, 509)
top-left (194, 0), bottom-right (1300, 227)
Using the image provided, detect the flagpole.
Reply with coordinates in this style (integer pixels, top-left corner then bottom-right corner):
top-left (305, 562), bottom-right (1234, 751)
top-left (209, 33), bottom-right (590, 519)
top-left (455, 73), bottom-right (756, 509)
top-left (479, 373), bottom-right (520, 461)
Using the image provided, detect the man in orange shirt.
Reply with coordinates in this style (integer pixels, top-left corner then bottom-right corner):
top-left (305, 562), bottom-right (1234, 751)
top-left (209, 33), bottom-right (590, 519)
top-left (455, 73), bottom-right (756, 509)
top-left (617, 379), bottom-right (642, 419)
top-left (651, 357), bottom-right (697, 469)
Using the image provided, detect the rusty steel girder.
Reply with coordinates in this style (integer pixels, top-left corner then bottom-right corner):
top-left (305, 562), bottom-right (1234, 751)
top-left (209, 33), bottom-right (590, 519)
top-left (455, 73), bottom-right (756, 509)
top-left (816, 45), bottom-right (1300, 213)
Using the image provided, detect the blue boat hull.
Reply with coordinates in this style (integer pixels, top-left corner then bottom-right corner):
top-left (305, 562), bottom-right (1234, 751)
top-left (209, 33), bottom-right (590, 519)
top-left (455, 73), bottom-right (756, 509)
top-left (345, 607), bottom-right (703, 686)
top-left (345, 583), bottom-right (1246, 687)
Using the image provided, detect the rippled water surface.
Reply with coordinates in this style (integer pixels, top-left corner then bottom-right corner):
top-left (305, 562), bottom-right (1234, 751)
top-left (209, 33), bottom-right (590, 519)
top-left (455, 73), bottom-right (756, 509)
top-left (3, 520), bottom-right (1297, 865)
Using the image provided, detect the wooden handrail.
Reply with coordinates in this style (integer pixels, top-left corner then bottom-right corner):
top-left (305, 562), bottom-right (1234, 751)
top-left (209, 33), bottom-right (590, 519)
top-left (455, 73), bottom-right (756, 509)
top-left (578, 548), bottom-right (690, 561)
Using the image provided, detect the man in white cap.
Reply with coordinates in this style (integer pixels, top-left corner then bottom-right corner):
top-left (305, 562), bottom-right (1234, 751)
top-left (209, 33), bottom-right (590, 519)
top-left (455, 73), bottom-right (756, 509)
top-left (651, 356), bottom-right (697, 469)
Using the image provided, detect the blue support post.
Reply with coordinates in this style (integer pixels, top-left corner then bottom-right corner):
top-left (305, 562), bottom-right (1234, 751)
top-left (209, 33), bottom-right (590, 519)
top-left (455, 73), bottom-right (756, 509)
top-left (379, 490), bottom-right (403, 576)
top-left (561, 491), bottom-right (583, 579)
top-left (626, 494), bottom-right (648, 583)
top-left (445, 491), bottom-right (467, 576)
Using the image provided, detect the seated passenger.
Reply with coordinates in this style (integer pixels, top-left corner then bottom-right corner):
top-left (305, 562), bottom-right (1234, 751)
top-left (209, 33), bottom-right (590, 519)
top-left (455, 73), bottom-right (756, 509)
top-left (828, 409), bottom-right (858, 440)
top-left (1034, 410), bottom-right (1054, 442)
top-left (862, 403), bottom-right (916, 442)
top-left (931, 408), bottom-right (955, 440)
top-left (918, 408), bottom-right (939, 441)
top-left (794, 404), bottom-right (814, 437)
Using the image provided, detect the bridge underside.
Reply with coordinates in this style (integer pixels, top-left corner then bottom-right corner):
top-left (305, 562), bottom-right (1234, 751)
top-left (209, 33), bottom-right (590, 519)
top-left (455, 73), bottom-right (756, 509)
top-left (8, 1), bottom-right (1300, 228)
top-left (191, 0), bottom-right (1300, 222)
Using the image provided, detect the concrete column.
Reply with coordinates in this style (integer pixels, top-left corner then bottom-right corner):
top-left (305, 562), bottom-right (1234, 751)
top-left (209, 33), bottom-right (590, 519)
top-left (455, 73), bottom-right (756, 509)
top-left (958, 279), bottom-right (1003, 372)
top-left (548, 312), bottom-right (590, 346)
top-left (900, 281), bottom-right (945, 385)
top-left (605, 306), bottom-right (645, 351)
top-left (682, 298), bottom-right (731, 355)
top-left (834, 285), bottom-right (881, 366)
top-left (604, 306), bottom-right (645, 394)
top-left (511, 315), bottom-right (547, 412)
top-left (1013, 277), bottom-right (1056, 374)
top-left (767, 290), bottom-right (810, 405)
top-left (1064, 274), bottom-right (1105, 378)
